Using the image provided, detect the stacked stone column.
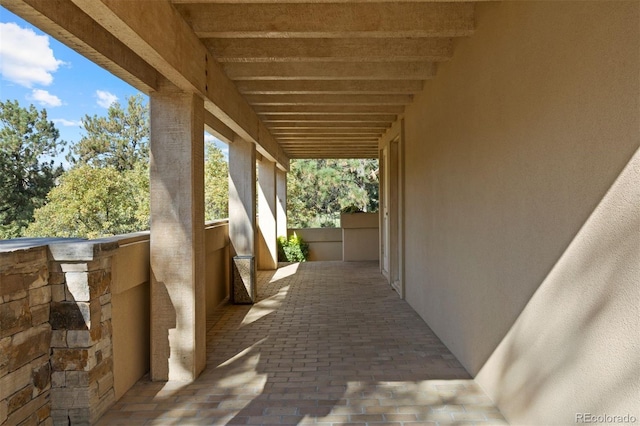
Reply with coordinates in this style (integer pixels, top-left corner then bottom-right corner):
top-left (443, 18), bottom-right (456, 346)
top-left (0, 246), bottom-right (52, 426)
top-left (48, 242), bottom-right (116, 424)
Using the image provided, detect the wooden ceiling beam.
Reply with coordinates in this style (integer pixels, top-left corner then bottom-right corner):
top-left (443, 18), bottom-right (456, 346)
top-left (271, 128), bottom-right (384, 134)
top-left (279, 137), bottom-right (380, 142)
top-left (236, 80), bottom-right (423, 95)
top-left (206, 38), bottom-right (453, 62)
top-left (263, 114), bottom-right (397, 123)
top-left (224, 62), bottom-right (436, 80)
top-left (255, 105), bottom-right (405, 114)
top-left (247, 94), bottom-right (411, 106)
top-left (174, 2), bottom-right (475, 38)
top-left (172, 0), bottom-right (480, 4)
top-left (2, 0), bottom-right (159, 93)
top-left (267, 122), bottom-right (390, 129)
top-left (67, 0), bottom-right (289, 169)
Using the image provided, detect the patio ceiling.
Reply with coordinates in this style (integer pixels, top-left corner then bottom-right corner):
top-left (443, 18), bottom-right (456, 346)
top-left (172, 0), bottom-right (477, 159)
top-left (4, 0), bottom-right (480, 160)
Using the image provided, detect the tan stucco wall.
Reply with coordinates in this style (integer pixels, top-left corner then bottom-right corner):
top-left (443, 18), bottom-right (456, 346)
top-left (288, 228), bottom-right (343, 261)
top-left (111, 237), bottom-right (150, 401)
top-left (204, 222), bottom-right (230, 311)
top-left (402, 2), bottom-right (639, 425)
top-left (110, 223), bottom-right (229, 400)
top-left (341, 213), bottom-right (380, 261)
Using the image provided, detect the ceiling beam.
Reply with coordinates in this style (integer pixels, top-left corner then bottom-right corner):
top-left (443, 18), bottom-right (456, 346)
top-left (235, 80), bottom-right (423, 95)
top-left (267, 122), bottom-right (390, 129)
top-left (263, 114), bottom-right (397, 123)
top-left (204, 110), bottom-right (234, 144)
top-left (272, 132), bottom-right (385, 138)
top-left (172, 0), bottom-right (482, 4)
top-left (175, 2), bottom-right (475, 38)
top-left (67, 0), bottom-right (289, 170)
top-left (276, 135), bottom-right (386, 140)
top-left (206, 38), bottom-right (453, 62)
top-left (281, 139), bottom-right (378, 145)
top-left (287, 152), bottom-right (378, 159)
top-left (224, 62), bottom-right (436, 80)
top-left (286, 147), bottom-right (378, 151)
top-left (255, 105), bottom-right (405, 115)
top-left (246, 94), bottom-right (411, 106)
top-left (2, 0), bottom-right (159, 93)
top-left (284, 142), bottom-right (377, 145)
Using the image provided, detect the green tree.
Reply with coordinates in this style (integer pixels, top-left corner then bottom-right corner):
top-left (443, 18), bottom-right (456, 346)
top-left (68, 94), bottom-right (149, 172)
top-left (204, 140), bottom-right (229, 220)
top-left (287, 159), bottom-right (379, 228)
top-left (0, 100), bottom-right (64, 239)
top-left (25, 165), bottom-right (148, 239)
top-left (27, 94), bottom-right (151, 239)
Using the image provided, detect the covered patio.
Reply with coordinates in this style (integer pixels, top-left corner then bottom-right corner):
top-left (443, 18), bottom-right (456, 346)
top-left (0, 1), bottom-right (638, 426)
top-left (98, 262), bottom-right (506, 425)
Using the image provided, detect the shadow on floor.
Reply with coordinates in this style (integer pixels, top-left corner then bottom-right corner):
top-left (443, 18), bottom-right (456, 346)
top-left (99, 261), bottom-right (507, 425)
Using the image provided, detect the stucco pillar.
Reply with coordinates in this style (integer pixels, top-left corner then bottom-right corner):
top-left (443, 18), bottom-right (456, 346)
top-left (229, 136), bottom-right (257, 302)
top-left (258, 158), bottom-right (278, 270)
top-left (149, 82), bottom-right (206, 381)
top-left (276, 168), bottom-right (288, 240)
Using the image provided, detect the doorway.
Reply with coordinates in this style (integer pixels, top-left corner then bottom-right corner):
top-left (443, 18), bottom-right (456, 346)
top-left (380, 135), bottom-right (403, 298)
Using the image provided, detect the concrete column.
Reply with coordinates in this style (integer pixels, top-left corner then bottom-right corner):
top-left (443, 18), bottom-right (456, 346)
top-left (229, 136), bottom-right (257, 303)
top-left (276, 168), bottom-right (288, 239)
top-left (258, 158), bottom-right (278, 270)
top-left (149, 82), bottom-right (205, 381)
top-left (228, 136), bottom-right (256, 257)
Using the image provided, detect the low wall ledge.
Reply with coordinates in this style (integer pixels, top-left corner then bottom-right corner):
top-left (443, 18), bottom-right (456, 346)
top-left (0, 237), bottom-right (85, 253)
top-left (47, 240), bottom-right (119, 261)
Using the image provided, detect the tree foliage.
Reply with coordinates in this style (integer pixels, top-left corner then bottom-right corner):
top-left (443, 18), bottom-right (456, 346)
top-left (26, 95), bottom-right (230, 239)
top-left (0, 100), bottom-right (64, 238)
top-left (287, 159), bottom-right (379, 228)
top-left (204, 140), bottom-right (229, 221)
top-left (25, 165), bottom-right (148, 239)
top-left (68, 94), bottom-right (149, 172)
top-left (28, 95), bottom-right (151, 239)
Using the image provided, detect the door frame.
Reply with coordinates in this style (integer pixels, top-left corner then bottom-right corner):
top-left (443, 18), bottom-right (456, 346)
top-left (379, 120), bottom-right (405, 299)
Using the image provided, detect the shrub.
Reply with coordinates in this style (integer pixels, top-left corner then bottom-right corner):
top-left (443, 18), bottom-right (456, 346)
top-left (277, 233), bottom-right (309, 262)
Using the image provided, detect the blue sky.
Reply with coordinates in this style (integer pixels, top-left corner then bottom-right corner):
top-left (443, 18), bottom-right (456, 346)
top-left (0, 7), bottom-right (227, 165)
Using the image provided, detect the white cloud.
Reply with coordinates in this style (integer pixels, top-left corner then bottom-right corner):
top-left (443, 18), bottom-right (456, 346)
top-left (52, 118), bottom-right (82, 127)
top-left (96, 90), bottom-right (118, 108)
top-left (28, 89), bottom-right (62, 107)
top-left (0, 22), bottom-right (64, 88)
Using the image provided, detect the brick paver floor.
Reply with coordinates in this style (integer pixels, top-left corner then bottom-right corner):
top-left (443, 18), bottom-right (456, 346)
top-left (98, 261), bottom-right (508, 425)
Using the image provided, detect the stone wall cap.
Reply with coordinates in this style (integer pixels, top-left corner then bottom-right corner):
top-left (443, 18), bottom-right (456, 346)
top-left (0, 237), bottom-right (85, 253)
top-left (48, 240), bottom-right (119, 261)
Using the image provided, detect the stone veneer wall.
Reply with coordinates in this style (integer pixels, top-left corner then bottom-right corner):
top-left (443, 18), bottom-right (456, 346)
top-left (48, 241), bottom-right (117, 425)
top-left (1, 241), bottom-right (117, 426)
top-left (0, 246), bottom-right (52, 426)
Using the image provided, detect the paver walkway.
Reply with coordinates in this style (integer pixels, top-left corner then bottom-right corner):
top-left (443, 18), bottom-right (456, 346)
top-left (98, 261), bottom-right (507, 425)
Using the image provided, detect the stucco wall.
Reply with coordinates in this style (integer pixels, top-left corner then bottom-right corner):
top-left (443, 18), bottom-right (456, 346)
top-left (402, 2), bottom-right (639, 425)
top-left (111, 235), bottom-right (150, 401)
top-left (288, 228), bottom-right (342, 261)
top-left (341, 213), bottom-right (380, 262)
top-left (204, 222), bottom-right (230, 312)
top-left (111, 222), bottom-right (229, 400)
